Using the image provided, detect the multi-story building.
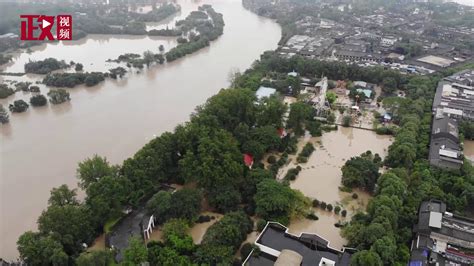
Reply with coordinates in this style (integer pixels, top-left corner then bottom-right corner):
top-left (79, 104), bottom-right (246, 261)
top-left (410, 200), bottom-right (474, 266)
top-left (429, 69), bottom-right (474, 169)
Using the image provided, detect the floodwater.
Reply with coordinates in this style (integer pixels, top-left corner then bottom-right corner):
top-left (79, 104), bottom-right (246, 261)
top-left (465, 140), bottom-right (474, 162)
top-left (189, 212), bottom-right (223, 244)
top-left (0, 0), bottom-right (281, 259)
top-left (284, 127), bottom-right (392, 249)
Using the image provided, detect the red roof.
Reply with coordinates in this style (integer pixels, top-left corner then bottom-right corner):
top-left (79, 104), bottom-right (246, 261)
top-left (277, 128), bottom-right (286, 137)
top-left (243, 154), bottom-right (254, 167)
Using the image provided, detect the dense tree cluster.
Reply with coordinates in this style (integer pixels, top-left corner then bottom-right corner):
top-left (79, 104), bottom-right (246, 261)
top-left (29, 94), bottom-right (48, 107)
top-left (0, 104), bottom-right (9, 124)
top-left (342, 67), bottom-right (474, 265)
top-left (165, 5), bottom-right (224, 62)
top-left (47, 89), bottom-right (70, 104)
top-left (43, 72), bottom-right (105, 88)
top-left (9, 99), bottom-right (29, 113)
top-left (0, 83), bottom-right (14, 99)
top-left (341, 151), bottom-right (381, 192)
top-left (146, 188), bottom-right (202, 224)
top-left (0, 53), bottom-right (12, 65)
top-left (460, 120), bottom-right (474, 140)
top-left (24, 58), bottom-right (68, 74)
top-left (18, 84), bottom-right (306, 264)
top-left (135, 4), bottom-right (180, 22)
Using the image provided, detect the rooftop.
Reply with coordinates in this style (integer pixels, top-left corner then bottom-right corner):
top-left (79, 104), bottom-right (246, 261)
top-left (243, 222), bottom-right (354, 266)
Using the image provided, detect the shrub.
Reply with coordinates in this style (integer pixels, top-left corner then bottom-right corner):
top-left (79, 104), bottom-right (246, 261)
top-left (342, 115), bottom-right (352, 127)
top-left (257, 220), bottom-right (267, 232)
top-left (240, 243), bottom-right (253, 259)
top-left (320, 201), bottom-right (327, 209)
top-left (326, 204), bottom-right (333, 212)
top-left (267, 155), bottom-right (277, 164)
top-left (306, 212), bottom-right (318, 220)
top-left (312, 199), bottom-right (320, 207)
top-left (352, 193), bottom-right (359, 199)
top-left (75, 63), bottom-right (83, 71)
top-left (9, 100), bottom-right (29, 113)
top-left (48, 89), bottom-right (70, 104)
top-left (334, 206), bottom-right (341, 214)
top-left (30, 94), bottom-right (48, 107)
top-left (341, 210), bottom-right (347, 217)
top-left (29, 86), bottom-right (40, 93)
top-left (0, 84), bottom-right (15, 99)
top-left (197, 215), bottom-right (212, 223)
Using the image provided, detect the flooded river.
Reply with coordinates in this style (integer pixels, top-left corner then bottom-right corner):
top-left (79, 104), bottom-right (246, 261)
top-left (0, 0), bottom-right (281, 259)
top-left (284, 127), bottom-right (392, 249)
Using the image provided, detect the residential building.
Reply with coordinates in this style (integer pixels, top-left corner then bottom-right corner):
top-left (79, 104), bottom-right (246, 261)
top-left (429, 70), bottom-right (474, 169)
top-left (242, 222), bottom-right (355, 266)
top-left (410, 200), bottom-right (474, 266)
top-left (428, 112), bottom-right (463, 169)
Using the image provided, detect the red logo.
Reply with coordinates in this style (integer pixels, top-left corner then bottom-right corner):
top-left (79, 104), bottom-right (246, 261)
top-left (20, 15), bottom-right (72, 41)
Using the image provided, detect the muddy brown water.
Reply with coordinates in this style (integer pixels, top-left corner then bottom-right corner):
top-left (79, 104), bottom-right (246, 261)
top-left (465, 140), bottom-right (474, 162)
top-left (0, 0), bottom-right (281, 259)
top-left (280, 127), bottom-right (392, 250)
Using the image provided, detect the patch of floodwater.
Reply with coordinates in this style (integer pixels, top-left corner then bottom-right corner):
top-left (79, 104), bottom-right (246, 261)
top-left (0, 34), bottom-right (178, 73)
top-left (189, 212), bottom-right (223, 244)
top-left (465, 140), bottom-right (474, 162)
top-left (282, 127), bottom-right (392, 249)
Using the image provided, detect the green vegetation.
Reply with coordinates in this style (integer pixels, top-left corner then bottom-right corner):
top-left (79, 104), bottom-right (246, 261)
top-left (24, 58), bottom-right (68, 74)
top-left (341, 151), bottom-right (380, 192)
top-left (254, 179), bottom-right (309, 225)
top-left (75, 250), bottom-right (115, 266)
top-left (0, 53), bottom-right (12, 65)
top-left (75, 63), bottom-right (83, 71)
top-left (0, 104), bottom-right (9, 124)
top-left (165, 5), bottom-right (224, 62)
top-left (15, 82), bottom-right (31, 92)
top-left (43, 72), bottom-right (105, 88)
top-left (297, 142), bottom-right (315, 163)
top-left (47, 89), bottom-right (70, 104)
top-left (137, 4), bottom-right (180, 23)
top-left (460, 121), bottom-right (474, 140)
top-left (29, 94), bottom-right (48, 107)
top-left (9, 99), bottom-right (29, 113)
top-left (0, 84), bottom-right (14, 99)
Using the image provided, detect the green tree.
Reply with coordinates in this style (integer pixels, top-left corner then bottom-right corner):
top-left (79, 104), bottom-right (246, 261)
top-left (287, 102), bottom-right (313, 136)
top-left (75, 63), bottom-right (84, 71)
top-left (37, 204), bottom-right (94, 256)
top-left (162, 218), bottom-right (190, 243)
top-left (169, 188), bottom-right (202, 221)
top-left (179, 129), bottom-right (243, 212)
top-left (382, 77), bottom-right (397, 94)
top-left (370, 236), bottom-right (397, 265)
top-left (9, 99), bottom-right (29, 113)
top-left (194, 244), bottom-right (233, 265)
top-left (146, 190), bottom-right (172, 223)
top-left (47, 89), bottom-right (70, 104)
top-left (202, 211), bottom-right (252, 251)
top-left (0, 104), bottom-right (9, 124)
top-left (351, 250), bottom-right (383, 266)
top-left (254, 179), bottom-right (309, 224)
top-left (17, 232), bottom-right (68, 265)
top-left (143, 50), bottom-right (155, 66)
top-left (123, 236), bottom-right (148, 265)
top-left (77, 155), bottom-right (115, 190)
top-left (256, 96), bottom-right (287, 127)
top-left (76, 250), bottom-right (114, 266)
top-left (85, 175), bottom-right (130, 226)
top-left (326, 91), bottom-right (337, 104)
top-left (48, 184), bottom-right (79, 207)
top-left (30, 94), bottom-right (48, 107)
